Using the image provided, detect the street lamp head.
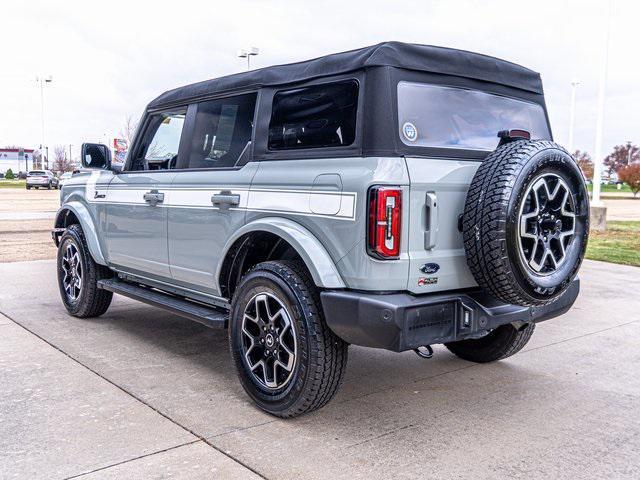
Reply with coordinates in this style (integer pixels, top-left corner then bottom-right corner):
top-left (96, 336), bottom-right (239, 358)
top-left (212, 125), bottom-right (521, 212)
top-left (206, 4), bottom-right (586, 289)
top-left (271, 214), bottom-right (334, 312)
top-left (237, 47), bottom-right (259, 58)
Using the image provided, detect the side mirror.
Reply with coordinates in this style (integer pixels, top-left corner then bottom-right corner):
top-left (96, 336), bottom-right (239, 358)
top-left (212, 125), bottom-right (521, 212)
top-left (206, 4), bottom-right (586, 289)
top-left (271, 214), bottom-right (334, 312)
top-left (80, 143), bottom-right (112, 170)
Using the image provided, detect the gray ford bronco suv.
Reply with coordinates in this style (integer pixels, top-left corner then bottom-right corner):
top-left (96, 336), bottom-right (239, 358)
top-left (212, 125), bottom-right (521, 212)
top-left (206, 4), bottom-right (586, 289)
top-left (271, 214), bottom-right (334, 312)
top-left (53, 42), bottom-right (589, 417)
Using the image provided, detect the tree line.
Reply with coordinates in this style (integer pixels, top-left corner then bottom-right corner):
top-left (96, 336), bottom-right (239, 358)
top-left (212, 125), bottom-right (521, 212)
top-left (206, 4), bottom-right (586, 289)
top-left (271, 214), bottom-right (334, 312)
top-left (574, 141), bottom-right (640, 197)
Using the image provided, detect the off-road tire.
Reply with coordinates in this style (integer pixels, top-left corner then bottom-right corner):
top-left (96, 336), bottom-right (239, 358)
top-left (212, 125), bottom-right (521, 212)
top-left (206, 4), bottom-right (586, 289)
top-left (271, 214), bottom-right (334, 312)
top-left (463, 140), bottom-right (589, 307)
top-left (57, 224), bottom-right (113, 318)
top-left (229, 260), bottom-right (348, 417)
top-left (445, 323), bottom-right (535, 363)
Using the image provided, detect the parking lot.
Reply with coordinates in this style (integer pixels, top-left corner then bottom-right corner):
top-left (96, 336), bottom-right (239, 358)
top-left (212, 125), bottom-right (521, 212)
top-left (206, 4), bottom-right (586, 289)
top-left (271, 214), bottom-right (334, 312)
top-left (1, 258), bottom-right (639, 479)
top-left (0, 189), bottom-right (57, 263)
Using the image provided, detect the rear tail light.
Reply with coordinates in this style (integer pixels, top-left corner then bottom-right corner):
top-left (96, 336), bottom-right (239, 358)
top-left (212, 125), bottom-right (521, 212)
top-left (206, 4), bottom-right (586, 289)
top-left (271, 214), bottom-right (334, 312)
top-left (367, 186), bottom-right (402, 259)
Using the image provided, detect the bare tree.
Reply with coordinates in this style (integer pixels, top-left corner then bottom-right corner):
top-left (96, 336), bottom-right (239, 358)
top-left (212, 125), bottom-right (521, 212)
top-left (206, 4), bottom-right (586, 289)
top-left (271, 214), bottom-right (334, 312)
top-left (52, 145), bottom-right (75, 173)
top-left (118, 115), bottom-right (139, 147)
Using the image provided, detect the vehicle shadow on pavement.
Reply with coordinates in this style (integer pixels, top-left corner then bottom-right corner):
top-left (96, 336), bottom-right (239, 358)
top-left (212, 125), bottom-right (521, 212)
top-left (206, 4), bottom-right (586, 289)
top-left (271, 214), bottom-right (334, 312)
top-left (66, 297), bottom-right (529, 417)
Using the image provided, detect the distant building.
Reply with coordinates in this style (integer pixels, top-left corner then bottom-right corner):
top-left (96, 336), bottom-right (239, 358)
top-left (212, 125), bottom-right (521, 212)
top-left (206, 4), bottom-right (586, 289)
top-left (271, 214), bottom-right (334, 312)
top-left (0, 148), bottom-right (36, 174)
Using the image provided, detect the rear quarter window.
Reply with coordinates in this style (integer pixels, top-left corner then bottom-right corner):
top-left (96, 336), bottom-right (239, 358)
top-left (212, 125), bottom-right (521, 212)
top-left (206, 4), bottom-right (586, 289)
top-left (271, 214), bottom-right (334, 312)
top-left (397, 82), bottom-right (550, 151)
top-left (268, 80), bottom-right (358, 150)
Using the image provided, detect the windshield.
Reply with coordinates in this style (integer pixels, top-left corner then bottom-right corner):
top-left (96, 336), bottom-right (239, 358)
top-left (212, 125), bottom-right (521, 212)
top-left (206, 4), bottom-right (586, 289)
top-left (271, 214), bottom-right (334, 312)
top-left (397, 82), bottom-right (550, 151)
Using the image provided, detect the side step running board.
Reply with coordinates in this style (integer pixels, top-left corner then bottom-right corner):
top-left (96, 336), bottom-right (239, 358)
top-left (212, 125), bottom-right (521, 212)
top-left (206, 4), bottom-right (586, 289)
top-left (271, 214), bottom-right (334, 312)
top-left (97, 278), bottom-right (228, 329)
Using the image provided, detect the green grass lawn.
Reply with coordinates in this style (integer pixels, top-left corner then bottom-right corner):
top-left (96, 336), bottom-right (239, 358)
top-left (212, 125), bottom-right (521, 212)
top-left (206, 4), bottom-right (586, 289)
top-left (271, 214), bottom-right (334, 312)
top-left (586, 221), bottom-right (640, 267)
top-left (0, 179), bottom-right (26, 188)
top-left (587, 183), bottom-right (632, 193)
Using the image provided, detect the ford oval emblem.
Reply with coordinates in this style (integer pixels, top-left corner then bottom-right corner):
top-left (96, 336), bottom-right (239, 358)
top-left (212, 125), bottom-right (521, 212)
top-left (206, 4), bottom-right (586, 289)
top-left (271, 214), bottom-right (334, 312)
top-left (420, 263), bottom-right (440, 274)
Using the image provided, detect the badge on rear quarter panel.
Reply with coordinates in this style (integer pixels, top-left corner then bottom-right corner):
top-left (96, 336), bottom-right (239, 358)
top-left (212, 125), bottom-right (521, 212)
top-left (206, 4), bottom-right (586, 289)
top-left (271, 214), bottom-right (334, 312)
top-left (420, 263), bottom-right (440, 274)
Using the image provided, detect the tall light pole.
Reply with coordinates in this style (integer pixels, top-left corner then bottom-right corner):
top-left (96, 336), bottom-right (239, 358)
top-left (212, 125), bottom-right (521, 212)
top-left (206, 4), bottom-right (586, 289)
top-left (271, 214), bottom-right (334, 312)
top-left (568, 80), bottom-right (580, 153)
top-left (591, 0), bottom-right (613, 209)
top-left (37, 75), bottom-right (53, 169)
top-left (237, 47), bottom-right (259, 71)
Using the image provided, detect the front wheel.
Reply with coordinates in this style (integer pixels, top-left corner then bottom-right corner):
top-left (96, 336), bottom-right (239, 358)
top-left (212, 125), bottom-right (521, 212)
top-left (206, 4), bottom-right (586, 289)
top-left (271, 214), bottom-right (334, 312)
top-left (444, 323), bottom-right (535, 363)
top-left (229, 261), bottom-right (348, 418)
top-left (57, 224), bottom-right (113, 317)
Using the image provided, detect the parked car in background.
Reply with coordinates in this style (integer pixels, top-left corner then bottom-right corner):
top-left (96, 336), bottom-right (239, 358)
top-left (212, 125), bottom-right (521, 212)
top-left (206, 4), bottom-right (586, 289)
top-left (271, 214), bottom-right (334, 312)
top-left (58, 171), bottom-right (74, 187)
top-left (26, 170), bottom-right (59, 189)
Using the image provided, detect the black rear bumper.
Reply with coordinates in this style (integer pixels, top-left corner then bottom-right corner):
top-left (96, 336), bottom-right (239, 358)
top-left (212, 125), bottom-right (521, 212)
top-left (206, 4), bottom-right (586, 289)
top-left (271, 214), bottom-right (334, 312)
top-left (320, 279), bottom-right (579, 352)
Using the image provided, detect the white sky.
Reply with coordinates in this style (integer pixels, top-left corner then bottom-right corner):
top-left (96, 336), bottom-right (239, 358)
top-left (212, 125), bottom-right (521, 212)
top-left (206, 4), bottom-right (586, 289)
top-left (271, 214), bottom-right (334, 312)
top-left (1, 0), bottom-right (638, 161)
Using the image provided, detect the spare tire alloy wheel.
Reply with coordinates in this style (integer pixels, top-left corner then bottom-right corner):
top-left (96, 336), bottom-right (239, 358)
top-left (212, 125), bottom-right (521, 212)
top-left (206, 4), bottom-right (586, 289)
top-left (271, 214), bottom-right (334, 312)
top-left (518, 173), bottom-right (576, 274)
top-left (463, 140), bottom-right (589, 307)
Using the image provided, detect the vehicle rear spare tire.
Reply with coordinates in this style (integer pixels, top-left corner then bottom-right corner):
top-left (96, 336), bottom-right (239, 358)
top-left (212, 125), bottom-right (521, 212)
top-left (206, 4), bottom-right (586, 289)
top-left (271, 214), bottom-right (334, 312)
top-left (462, 140), bottom-right (589, 307)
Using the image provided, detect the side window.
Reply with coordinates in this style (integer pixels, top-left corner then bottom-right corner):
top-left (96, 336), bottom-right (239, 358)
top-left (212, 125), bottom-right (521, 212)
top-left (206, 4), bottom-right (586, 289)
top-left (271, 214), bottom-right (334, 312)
top-left (186, 93), bottom-right (257, 169)
top-left (130, 110), bottom-right (186, 171)
top-left (268, 80), bottom-right (358, 150)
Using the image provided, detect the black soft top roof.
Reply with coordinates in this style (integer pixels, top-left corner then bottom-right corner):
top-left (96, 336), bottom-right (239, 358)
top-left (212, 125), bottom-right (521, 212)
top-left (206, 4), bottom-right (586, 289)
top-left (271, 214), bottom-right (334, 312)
top-left (148, 41), bottom-right (543, 109)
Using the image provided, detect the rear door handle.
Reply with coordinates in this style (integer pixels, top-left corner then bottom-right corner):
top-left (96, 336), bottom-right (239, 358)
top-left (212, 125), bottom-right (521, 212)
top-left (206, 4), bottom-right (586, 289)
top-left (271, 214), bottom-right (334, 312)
top-left (143, 190), bottom-right (164, 206)
top-left (211, 191), bottom-right (240, 209)
top-left (424, 191), bottom-right (438, 250)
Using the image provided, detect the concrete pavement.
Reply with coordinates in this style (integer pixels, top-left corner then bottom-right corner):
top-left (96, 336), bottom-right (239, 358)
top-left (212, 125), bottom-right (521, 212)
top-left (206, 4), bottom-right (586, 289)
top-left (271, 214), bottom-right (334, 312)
top-left (0, 259), bottom-right (639, 479)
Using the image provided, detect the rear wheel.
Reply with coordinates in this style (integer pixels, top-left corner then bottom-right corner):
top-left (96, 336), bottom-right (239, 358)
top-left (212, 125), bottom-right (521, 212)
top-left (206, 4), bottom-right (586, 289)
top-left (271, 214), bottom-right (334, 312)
top-left (229, 261), bottom-right (348, 417)
top-left (57, 224), bottom-right (113, 318)
top-left (445, 323), bottom-right (535, 363)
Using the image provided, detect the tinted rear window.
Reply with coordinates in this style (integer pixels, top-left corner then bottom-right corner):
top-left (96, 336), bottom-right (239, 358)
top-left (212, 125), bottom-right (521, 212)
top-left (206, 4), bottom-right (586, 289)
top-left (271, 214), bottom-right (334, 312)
top-left (268, 81), bottom-right (358, 150)
top-left (28, 171), bottom-right (46, 176)
top-left (397, 82), bottom-right (550, 151)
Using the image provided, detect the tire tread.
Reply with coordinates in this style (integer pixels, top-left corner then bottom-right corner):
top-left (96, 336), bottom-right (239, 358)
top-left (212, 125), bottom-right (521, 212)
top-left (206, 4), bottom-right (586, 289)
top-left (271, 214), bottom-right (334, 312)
top-left (462, 140), bottom-right (585, 306)
top-left (230, 260), bottom-right (348, 418)
top-left (58, 224), bottom-right (113, 318)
